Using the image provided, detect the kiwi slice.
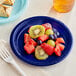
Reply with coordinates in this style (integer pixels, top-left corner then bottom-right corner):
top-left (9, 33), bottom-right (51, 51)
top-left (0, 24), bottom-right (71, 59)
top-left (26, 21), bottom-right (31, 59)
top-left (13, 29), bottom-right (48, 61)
top-left (35, 46), bottom-right (48, 60)
top-left (29, 25), bottom-right (45, 38)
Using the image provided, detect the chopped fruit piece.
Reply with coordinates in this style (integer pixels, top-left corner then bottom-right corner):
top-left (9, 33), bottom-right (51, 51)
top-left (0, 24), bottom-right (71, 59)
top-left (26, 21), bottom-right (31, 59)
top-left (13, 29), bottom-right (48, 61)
top-left (42, 23), bottom-right (52, 30)
top-left (45, 29), bottom-right (54, 35)
top-left (29, 39), bottom-right (37, 46)
top-left (35, 46), bottom-right (48, 60)
top-left (47, 40), bottom-right (55, 47)
top-left (53, 34), bottom-right (57, 39)
top-left (24, 24), bottom-right (65, 59)
top-left (34, 29), bottom-right (40, 35)
top-left (38, 35), bottom-right (49, 42)
top-left (54, 46), bottom-right (61, 56)
top-left (55, 41), bottom-right (59, 45)
top-left (53, 28), bottom-right (57, 33)
top-left (53, 28), bottom-right (60, 36)
top-left (37, 40), bottom-right (42, 45)
top-left (49, 34), bottom-right (57, 40)
top-left (24, 34), bottom-right (31, 44)
top-left (56, 32), bottom-right (60, 36)
top-left (56, 38), bottom-right (65, 43)
top-left (56, 43), bottom-right (65, 51)
top-left (24, 43), bottom-right (35, 54)
top-left (49, 35), bottom-right (54, 40)
top-left (41, 43), bottom-right (54, 55)
top-left (29, 25), bottom-right (45, 38)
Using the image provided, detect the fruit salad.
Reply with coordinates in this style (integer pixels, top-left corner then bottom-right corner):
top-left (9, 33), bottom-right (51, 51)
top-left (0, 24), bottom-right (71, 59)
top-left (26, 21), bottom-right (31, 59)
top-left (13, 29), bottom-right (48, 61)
top-left (24, 23), bottom-right (65, 60)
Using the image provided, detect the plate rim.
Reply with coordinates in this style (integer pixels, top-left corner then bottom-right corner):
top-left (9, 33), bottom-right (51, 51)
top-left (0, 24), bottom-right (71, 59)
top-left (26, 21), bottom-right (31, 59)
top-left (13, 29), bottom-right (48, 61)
top-left (10, 16), bottom-right (73, 66)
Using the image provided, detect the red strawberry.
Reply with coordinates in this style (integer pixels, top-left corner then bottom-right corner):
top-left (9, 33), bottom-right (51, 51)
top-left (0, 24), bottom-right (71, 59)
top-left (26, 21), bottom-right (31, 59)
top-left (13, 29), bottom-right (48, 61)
top-left (29, 39), bottom-right (37, 46)
top-left (42, 23), bottom-right (52, 30)
top-left (24, 34), bottom-right (31, 44)
top-left (24, 43), bottom-right (35, 54)
top-left (54, 46), bottom-right (61, 56)
top-left (38, 35), bottom-right (49, 42)
top-left (56, 43), bottom-right (65, 51)
top-left (56, 38), bottom-right (65, 44)
top-left (41, 43), bottom-right (54, 55)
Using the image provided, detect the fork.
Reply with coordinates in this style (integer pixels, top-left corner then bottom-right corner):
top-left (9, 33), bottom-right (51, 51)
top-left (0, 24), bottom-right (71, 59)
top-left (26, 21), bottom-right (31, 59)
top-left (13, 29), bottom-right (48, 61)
top-left (0, 40), bottom-right (26, 76)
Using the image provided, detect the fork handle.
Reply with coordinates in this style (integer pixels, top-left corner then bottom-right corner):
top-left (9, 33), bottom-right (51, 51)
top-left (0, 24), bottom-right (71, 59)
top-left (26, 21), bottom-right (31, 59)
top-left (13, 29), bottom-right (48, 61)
top-left (10, 60), bottom-right (26, 76)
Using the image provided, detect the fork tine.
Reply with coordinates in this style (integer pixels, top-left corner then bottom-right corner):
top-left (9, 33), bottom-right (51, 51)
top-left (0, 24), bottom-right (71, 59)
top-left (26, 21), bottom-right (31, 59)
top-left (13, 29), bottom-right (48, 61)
top-left (0, 41), bottom-right (10, 55)
top-left (3, 47), bottom-right (10, 56)
top-left (1, 48), bottom-right (8, 57)
top-left (0, 50), bottom-right (6, 59)
top-left (0, 40), bottom-right (11, 60)
top-left (0, 43), bottom-right (10, 58)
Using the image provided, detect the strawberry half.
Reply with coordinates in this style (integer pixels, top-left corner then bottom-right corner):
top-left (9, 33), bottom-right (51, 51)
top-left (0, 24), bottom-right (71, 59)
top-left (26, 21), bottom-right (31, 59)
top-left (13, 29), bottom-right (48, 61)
top-left (42, 23), bottom-right (52, 30)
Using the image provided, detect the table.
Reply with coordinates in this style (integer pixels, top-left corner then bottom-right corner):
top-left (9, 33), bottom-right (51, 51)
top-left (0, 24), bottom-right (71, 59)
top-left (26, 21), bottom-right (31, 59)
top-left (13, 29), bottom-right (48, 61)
top-left (0, 0), bottom-right (76, 76)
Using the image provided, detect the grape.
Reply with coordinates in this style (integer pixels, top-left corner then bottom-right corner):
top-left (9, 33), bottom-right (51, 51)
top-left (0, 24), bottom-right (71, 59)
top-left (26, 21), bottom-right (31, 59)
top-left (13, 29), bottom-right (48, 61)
top-left (53, 28), bottom-right (60, 36)
top-left (47, 40), bottom-right (55, 47)
top-left (53, 28), bottom-right (57, 33)
top-left (49, 35), bottom-right (54, 40)
top-left (37, 40), bottom-right (42, 45)
top-left (56, 32), bottom-right (60, 36)
top-left (45, 29), bottom-right (54, 35)
top-left (53, 34), bottom-right (57, 39)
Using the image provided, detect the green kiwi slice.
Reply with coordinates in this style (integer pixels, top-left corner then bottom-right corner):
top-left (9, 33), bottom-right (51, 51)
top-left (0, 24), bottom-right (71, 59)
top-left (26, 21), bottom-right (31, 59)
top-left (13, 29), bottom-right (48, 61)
top-left (35, 46), bottom-right (48, 60)
top-left (29, 25), bottom-right (45, 38)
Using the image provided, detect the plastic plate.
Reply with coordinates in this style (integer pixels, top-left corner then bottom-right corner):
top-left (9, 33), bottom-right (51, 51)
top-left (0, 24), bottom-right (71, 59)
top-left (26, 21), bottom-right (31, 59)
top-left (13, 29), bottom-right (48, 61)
top-left (10, 16), bottom-right (73, 66)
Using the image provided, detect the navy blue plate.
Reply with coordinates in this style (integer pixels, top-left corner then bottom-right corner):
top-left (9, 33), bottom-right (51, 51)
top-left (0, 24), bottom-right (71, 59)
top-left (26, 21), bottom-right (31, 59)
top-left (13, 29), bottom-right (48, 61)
top-left (10, 16), bottom-right (73, 66)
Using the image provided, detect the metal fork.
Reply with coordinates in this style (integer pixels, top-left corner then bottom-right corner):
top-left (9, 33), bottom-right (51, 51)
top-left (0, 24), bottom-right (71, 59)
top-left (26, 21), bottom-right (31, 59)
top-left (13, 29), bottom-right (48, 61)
top-left (0, 40), bottom-right (26, 76)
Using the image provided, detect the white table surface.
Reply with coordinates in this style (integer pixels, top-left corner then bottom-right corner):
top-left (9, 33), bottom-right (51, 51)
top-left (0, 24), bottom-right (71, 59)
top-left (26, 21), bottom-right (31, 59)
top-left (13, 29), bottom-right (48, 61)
top-left (0, 0), bottom-right (76, 76)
